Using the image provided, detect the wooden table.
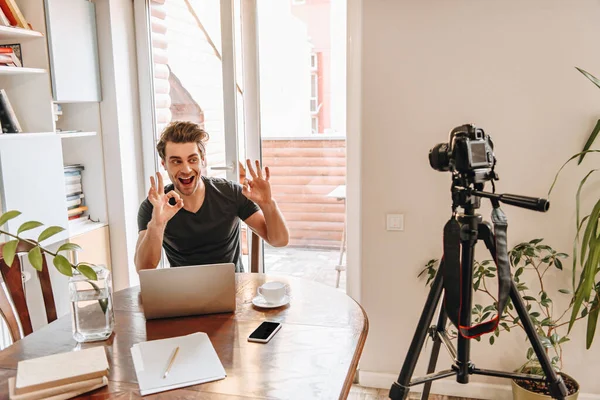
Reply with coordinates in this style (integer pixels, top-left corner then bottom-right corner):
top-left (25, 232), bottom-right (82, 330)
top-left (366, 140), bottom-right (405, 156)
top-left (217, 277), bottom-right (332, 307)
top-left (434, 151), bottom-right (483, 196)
top-left (0, 274), bottom-right (368, 399)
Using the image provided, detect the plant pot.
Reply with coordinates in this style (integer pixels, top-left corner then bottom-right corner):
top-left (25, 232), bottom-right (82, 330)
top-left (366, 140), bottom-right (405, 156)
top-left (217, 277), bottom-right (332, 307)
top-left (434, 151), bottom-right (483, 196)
top-left (511, 372), bottom-right (579, 400)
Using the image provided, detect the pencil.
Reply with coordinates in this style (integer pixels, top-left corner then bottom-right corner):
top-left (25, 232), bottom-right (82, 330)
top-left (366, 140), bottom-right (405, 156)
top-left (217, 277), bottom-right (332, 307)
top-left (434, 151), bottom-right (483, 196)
top-left (162, 346), bottom-right (180, 379)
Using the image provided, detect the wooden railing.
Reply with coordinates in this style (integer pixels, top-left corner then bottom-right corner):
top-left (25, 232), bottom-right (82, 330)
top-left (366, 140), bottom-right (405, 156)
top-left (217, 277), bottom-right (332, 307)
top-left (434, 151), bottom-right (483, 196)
top-left (263, 137), bottom-right (346, 249)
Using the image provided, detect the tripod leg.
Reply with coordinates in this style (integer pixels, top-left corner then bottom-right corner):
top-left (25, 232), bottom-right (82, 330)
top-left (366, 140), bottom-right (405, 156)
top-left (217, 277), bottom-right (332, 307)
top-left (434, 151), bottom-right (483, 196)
top-left (389, 266), bottom-right (445, 400)
top-left (510, 283), bottom-right (568, 400)
top-left (420, 307), bottom-right (449, 400)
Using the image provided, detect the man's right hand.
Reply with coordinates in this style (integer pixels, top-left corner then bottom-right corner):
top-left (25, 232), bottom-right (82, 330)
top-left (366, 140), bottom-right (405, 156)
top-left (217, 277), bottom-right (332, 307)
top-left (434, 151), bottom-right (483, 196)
top-left (148, 172), bottom-right (183, 227)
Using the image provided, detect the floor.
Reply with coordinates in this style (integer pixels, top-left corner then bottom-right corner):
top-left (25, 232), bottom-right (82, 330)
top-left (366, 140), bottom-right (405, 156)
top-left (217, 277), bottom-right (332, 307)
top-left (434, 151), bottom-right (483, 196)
top-left (348, 386), bottom-right (477, 399)
top-left (255, 248), bottom-right (477, 400)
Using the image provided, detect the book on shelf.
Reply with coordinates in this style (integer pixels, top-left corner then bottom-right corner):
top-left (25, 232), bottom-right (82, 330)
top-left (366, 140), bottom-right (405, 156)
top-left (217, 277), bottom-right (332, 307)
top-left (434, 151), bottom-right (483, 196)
top-left (0, 0), bottom-right (30, 29)
top-left (10, 347), bottom-right (109, 399)
top-left (0, 8), bottom-right (9, 26)
top-left (0, 89), bottom-right (21, 133)
top-left (64, 165), bottom-right (88, 221)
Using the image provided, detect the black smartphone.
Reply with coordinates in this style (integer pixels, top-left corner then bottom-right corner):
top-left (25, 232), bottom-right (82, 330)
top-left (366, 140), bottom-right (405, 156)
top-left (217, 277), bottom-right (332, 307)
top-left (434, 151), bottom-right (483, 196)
top-left (248, 321), bottom-right (282, 343)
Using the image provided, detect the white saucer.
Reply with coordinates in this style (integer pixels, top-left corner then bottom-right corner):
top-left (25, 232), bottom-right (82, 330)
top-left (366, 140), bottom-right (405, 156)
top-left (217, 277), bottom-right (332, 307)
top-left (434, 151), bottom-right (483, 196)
top-left (252, 294), bottom-right (290, 308)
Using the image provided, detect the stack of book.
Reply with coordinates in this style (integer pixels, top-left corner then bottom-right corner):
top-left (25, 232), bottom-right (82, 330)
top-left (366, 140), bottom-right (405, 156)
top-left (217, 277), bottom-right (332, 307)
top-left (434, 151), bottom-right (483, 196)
top-left (8, 347), bottom-right (109, 399)
top-left (0, 88), bottom-right (21, 133)
top-left (0, 47), bottom-right (21, 67)
top-left (64, 164), bottom-right (88, 222)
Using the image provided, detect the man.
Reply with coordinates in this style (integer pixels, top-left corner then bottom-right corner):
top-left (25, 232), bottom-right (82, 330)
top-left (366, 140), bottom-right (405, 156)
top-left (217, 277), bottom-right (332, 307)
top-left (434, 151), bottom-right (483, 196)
top-left (135, 121), bottom-right (289, 273)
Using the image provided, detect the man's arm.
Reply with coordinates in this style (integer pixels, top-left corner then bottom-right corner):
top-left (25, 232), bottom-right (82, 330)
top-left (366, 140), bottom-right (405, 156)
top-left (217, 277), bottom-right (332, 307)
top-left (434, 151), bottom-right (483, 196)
top-left (244, 200), bottom-right (289, 247)
top-left (134, 221), bottom-right (167, 272)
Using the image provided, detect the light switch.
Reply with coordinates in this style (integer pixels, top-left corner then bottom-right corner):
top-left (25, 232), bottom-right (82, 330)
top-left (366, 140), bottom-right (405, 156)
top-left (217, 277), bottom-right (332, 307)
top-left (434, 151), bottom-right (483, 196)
top-left (386, 214), bottom-right (404, 231)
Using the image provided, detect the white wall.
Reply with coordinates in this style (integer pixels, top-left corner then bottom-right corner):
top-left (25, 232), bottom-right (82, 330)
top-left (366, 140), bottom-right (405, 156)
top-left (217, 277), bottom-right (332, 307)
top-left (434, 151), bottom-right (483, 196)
top-left (357, 0), bottom-right (600, 397)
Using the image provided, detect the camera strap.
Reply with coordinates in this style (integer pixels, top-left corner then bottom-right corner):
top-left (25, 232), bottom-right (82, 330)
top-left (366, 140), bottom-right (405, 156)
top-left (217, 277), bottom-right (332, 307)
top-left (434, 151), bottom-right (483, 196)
top-left (442, 206), bottom-right (511, 338)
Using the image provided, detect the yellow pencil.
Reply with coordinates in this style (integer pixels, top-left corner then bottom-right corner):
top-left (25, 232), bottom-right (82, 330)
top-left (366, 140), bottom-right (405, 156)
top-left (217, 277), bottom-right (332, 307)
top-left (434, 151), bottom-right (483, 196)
top-left (162, 346), bottom-right (180, 379)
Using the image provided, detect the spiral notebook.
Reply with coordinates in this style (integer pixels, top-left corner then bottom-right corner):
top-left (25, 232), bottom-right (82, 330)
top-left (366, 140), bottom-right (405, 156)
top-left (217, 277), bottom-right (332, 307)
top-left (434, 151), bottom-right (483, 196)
top-left (130, 332), bottom-right (226, 396)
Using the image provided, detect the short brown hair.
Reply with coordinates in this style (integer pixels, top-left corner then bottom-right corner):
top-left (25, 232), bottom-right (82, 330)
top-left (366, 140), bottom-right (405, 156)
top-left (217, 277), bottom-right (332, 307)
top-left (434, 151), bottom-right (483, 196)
top-left (156, 121), bottom-right (210, 160)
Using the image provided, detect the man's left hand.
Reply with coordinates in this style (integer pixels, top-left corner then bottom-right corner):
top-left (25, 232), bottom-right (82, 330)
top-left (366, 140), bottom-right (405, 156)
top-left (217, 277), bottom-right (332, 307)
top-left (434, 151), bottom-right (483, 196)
top-left (240, 159), bottom-right (273, 207)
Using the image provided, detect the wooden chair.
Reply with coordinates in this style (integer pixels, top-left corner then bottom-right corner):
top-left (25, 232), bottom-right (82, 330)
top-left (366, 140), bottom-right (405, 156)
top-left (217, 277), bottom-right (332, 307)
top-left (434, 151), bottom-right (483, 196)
top-left (250, 231), bottom-right (260, 273)
top-left (0, 241), bottom-right (57, 342)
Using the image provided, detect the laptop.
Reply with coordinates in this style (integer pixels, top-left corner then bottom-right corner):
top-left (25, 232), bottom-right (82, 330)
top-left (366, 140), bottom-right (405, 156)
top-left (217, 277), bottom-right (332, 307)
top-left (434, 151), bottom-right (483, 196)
top-left (139, 263), bottom-right (236, 320)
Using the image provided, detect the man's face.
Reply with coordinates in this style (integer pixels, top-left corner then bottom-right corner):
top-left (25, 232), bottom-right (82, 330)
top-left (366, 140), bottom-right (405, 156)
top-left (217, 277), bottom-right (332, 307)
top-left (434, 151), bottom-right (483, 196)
top-left (161, 142), bottom-right (203, 196)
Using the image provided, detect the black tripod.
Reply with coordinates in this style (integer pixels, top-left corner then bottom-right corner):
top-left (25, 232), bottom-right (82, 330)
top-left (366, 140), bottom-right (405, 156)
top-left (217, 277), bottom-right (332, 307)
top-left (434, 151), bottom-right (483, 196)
top-left (389, 186), bottom-right (569, 400)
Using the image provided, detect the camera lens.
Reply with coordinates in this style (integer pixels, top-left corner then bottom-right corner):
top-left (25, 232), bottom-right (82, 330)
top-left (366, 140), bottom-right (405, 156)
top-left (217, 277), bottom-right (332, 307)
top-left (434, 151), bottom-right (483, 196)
top-left (429, 143), bottom-right (450, 171)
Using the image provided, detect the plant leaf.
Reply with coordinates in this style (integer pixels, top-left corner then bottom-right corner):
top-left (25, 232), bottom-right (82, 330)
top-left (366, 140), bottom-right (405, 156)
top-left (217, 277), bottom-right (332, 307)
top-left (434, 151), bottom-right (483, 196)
top-left (548, 150), bottom-right (600, 196)
top-left (38, 226), bottom-right (65, 243)
top-left (57, 243), bottom-right (82, 253)
top-left (578, 120), bottom-right (600, 164)
top-left (53, 255), bottom-right (73, 277)
top-left (2, 240), bottom-right (19, 267)
top-left (586, 301), bottom-right (599, 349)
top-left (576, 67), bottom-right (600, 90)
top-left (559, 289), bottom-right (572, 295)
top-left (77, 264), bottom-right (97, 281)
top-left (0, 210), bottom-right (21, 227)
top-left (27, 246), bottom-right (43, 272)
top-left (17, 221), bottom-right (43, 235)
top-left (580, 198), bottom-right (600, 265)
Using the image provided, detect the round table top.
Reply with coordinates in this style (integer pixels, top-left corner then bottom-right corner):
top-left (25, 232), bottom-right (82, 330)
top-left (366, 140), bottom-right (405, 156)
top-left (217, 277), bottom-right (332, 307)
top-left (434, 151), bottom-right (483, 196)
top-left (0, 273), bottom-right (368, 399)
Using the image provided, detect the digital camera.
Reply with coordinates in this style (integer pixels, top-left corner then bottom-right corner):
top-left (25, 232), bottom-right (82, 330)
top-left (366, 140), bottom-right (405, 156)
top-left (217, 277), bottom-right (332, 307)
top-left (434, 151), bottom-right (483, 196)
top-left (429, 124), bottom-right (495, 180)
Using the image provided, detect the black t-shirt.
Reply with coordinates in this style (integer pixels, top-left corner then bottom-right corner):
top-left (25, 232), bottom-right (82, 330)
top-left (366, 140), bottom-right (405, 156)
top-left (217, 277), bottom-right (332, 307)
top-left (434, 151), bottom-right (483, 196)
top-left (137, 176), bottom-right (260, 272)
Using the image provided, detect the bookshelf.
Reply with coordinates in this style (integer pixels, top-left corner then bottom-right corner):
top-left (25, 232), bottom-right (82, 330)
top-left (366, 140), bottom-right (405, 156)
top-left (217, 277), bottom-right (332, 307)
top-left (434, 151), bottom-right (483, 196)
top-left (0, 0), bottom-right (108, 246)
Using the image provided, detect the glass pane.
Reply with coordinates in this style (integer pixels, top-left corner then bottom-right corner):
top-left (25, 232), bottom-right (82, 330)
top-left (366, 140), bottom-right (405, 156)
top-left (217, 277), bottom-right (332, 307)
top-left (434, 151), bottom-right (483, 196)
top-left (257, 0), bottom-right (347, 291)
top-left (149, 0), bottom-right (227, 181)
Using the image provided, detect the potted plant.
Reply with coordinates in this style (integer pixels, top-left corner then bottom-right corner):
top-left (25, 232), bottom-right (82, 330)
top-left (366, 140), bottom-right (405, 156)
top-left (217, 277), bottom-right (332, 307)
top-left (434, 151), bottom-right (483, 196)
top-left (547, 67), bottom-right (600, 350)
top-left (0, 210), bottom-right (114, 342)
top-left (419, 239), bottom-right (582, 399)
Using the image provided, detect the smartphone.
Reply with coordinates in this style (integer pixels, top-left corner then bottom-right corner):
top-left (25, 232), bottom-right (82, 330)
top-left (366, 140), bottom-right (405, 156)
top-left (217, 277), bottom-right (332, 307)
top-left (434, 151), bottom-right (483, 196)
top-left (248, 321), bottom-right (282, 343)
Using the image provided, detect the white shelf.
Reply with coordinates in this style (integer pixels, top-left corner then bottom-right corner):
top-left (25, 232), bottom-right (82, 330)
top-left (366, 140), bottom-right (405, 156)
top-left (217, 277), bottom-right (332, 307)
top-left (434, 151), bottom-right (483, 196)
top-left (58, 131), bottom-right (96, 138)
top-left (0, 26), bottom-right (43, 40)
top-left (68, 220), bottom-right (108, 238)
top-left (0, 66), bottom-right (46, 75)
top-left (0, 132), bottom-right (54, 139)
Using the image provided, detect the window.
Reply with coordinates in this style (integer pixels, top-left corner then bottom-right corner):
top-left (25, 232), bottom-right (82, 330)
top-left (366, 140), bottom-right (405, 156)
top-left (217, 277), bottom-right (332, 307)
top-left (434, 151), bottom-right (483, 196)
top-left (311, 116), bottom-right (318, 134)
top-left (310, 52), bottom-right (318, 70)
top-left (310, 73), bottom-right (318, 113)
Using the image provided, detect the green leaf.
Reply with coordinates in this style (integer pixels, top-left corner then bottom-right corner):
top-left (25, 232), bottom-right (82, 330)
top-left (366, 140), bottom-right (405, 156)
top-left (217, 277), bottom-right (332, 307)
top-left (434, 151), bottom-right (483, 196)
top-left (549, 150), bottom-right (600, 196)
top-left (558, 337), bottom-right (570, 344)
top-left (0, 210), bottom-right (21, 227)
top-left (577, 119), bottom-right (600, 166)
top-left (17, 221), bottom-right (43, 235)
top-left (2, 240), bottom-right (19, 266)
top-left (27, 246), bottom-right (43, 272)
top-left (530, 312), bottom-right (541, 318)
top-left (57, 243), bottom-right (82, 253)
top-left (53, 255), bottom-right (73, 277)
top-left (77, 264), bottom-right (97, 281)
top-left (515, 267), bottom-right (524, 279)
top-left (559, 289), bottom-right (572, 295)
top-left (527, 347), bottom-right (534, 360)
top-left (529, 238), bottom-right (544, 245)
top-left (555, 259), bottom-right (563, 270)
top-left (576, 67), bottom-right (600, 90)
top-left (523, 296), bottom-right (536, 301)
top-left (38, 226), bottom-right (65, 243)
top-left (580, 198), bottom-right (600, 271)
top-left (489, 336), bottom-right (495, 345)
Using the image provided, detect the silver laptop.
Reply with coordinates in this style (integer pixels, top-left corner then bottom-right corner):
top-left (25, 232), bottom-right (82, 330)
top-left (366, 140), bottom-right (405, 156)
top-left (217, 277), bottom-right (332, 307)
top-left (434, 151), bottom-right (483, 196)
top-left (139, 263), bottom-right (236, 320)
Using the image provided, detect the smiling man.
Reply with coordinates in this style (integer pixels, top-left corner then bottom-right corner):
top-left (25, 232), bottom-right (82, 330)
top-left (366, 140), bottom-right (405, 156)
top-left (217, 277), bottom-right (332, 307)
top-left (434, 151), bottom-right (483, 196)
top-left (134, 121), bottom-right (289, 273)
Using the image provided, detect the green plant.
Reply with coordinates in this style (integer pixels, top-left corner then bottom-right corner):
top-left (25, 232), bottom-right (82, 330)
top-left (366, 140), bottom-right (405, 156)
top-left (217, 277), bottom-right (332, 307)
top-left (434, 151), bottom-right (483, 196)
top-left (547, 67), bottom-right (600, 349)
top-left (0, 210), bottom-right (98, 280)
top-left (419, 239), bottom-right (581, 374)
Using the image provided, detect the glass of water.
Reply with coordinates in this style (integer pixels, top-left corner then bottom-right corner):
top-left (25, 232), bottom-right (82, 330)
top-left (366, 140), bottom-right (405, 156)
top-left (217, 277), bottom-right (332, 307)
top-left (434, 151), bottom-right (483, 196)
top-left (69, 265), bottom-right (114, 343)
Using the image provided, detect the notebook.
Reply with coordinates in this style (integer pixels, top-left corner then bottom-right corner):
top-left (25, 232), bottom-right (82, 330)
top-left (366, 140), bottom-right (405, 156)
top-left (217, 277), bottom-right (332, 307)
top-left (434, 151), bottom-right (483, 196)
top-left (131, 332), bottom-right (226, 396)
top-left (14, 347), bottom-right (109, 395)
top-left (8, 376), bottom-right (108, 400)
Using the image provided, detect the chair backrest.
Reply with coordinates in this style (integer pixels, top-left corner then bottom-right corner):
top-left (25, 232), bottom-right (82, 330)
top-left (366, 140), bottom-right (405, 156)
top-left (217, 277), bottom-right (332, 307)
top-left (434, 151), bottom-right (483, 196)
top-left (250, 232), bottom-right (260, 273)
top-left (0, 241), bottom-right (57, 341)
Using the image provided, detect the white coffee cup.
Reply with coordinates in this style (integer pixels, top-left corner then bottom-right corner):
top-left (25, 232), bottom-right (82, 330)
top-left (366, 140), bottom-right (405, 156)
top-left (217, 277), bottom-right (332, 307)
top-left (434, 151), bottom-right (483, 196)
top-left (257, 281), bottom-right (286, 304)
